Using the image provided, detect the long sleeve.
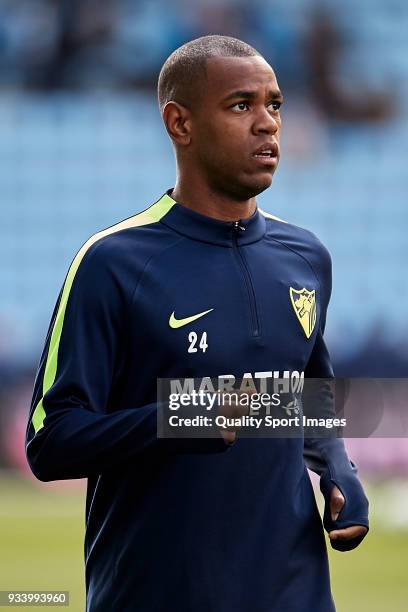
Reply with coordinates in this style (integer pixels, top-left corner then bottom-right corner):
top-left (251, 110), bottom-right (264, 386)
top-left (303, 243), bottom-right (369, 550)
top-left (303, 331), bottom-right (369, 550)
top-left (302, 329), bottom-right (352, 477)
top-left (25, 239), bottom-right (227, 483)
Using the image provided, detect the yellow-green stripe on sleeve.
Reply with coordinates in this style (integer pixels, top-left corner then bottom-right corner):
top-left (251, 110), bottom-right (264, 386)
top-left (31, 193), bottom-right (175, 433)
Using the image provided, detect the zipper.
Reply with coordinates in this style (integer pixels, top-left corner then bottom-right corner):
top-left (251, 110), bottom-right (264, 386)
top-left (232, 221), bottom-right (261, 337)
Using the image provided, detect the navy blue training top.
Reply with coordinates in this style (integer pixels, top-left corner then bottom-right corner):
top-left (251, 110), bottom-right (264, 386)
top-left (26, 190), bottom-right (368, 612)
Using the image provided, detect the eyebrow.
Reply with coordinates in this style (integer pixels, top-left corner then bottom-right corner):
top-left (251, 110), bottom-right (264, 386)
top-left (222, 89), bottom-right (284, 102)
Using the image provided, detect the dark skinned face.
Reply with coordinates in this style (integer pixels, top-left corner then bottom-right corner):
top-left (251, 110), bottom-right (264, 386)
top-left (189, 55), bottom-right (283, 201)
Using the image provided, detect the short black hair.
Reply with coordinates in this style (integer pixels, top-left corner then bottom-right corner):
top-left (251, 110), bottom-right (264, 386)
top-left (157, 35), bottom-right (261, 112)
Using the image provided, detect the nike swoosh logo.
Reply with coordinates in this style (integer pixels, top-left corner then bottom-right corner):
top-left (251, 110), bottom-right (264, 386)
top-left (169, 308), bottom-right (214, 329)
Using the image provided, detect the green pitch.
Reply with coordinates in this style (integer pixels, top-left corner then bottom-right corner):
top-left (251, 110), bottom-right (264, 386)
top-left (0, 472), bottom-right (407, 611)
top-left (0, 472), bottom-right (86, 611)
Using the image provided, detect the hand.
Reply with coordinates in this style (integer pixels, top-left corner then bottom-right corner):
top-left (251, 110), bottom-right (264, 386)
top-left (328, 484), bottom-right (368, 543)
top-left (218, 390), bottom-right (256, 445)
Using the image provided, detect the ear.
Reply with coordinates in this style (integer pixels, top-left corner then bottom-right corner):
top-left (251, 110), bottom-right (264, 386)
top-left (162, 101), bottom-right (192, 146)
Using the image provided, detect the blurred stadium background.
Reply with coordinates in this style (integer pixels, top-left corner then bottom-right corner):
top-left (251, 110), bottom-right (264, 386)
top-left (0, 0), bottom-right (407, 610)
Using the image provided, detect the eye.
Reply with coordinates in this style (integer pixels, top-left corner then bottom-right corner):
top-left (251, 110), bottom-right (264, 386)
top-left (268, 101), bottom-right (282, 112)
top-left (231, 102), bottom-right (250, 113)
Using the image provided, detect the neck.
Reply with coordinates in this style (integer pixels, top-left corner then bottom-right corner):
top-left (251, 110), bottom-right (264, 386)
top-left (171, 173), bottom-right (257, 222)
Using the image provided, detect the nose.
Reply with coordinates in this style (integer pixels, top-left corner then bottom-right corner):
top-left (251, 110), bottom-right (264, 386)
top-left (252, 106), bottom-right (279, 135)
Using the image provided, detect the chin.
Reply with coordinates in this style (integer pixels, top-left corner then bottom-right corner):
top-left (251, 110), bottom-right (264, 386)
top-left (227, 178), bottom-right (272, 201)
top-left (246, 174), bottom-right (274, 198)
top-left (214, 169), bottom-right (275, 201)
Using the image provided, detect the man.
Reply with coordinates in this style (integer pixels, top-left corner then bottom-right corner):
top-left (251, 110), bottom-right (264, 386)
top-left (26, 35), bottom-right (368, 611)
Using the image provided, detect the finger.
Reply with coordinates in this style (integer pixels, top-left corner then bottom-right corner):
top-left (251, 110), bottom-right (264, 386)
top-left (220, 402), bottom-right (249, 419)
top-left (220, 430), bottom-right (236, 445)
top-left (329, 525), bottom-right (368, 541)
top-left (330, 486), bottom-right (345, 521)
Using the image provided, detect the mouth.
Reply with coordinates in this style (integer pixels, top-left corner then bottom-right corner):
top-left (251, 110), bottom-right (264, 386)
top-left (252, 142), bottom-right (279, 167)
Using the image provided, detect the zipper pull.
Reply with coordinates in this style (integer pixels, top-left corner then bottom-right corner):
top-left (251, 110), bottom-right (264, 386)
top-left (234, 220), bottom-right (246, 232)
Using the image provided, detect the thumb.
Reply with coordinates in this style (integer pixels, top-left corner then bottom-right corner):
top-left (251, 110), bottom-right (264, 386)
top-left (330, 485), bottom-right (345, 522)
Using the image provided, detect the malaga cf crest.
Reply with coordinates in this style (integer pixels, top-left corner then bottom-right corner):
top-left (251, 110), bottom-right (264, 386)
top-left (289, 287), bottom-right (317, 339)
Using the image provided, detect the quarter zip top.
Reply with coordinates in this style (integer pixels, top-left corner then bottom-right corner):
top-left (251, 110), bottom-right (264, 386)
top-left (232, 220), bottom-right (261, 338)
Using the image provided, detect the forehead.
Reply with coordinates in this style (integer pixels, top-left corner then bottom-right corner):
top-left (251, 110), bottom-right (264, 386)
top-left (204, 55), bottom-right (278, 98)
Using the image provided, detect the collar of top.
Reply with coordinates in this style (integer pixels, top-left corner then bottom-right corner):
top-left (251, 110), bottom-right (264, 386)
top-left (159, 189), bottom-right (266, 247)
